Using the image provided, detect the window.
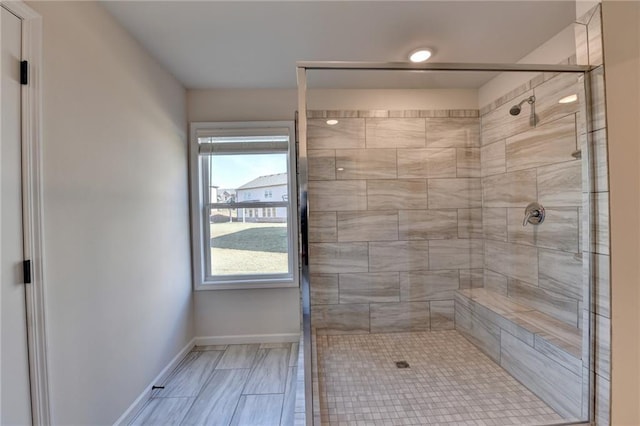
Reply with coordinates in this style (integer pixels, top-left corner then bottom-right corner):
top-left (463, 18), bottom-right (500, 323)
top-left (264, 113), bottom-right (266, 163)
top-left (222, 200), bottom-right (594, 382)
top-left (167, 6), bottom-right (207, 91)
top-left (190, 121), bottom-right (298, 290)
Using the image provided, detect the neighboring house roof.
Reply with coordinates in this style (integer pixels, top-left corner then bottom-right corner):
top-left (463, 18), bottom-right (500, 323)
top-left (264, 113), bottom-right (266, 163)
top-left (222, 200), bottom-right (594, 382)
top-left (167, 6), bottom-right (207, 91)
top-left (236, 173), bottom-right (287, 190)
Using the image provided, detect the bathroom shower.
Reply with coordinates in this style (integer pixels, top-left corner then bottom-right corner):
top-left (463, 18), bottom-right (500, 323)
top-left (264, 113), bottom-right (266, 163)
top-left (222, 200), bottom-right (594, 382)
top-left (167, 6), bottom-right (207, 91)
top-left (510, 95), bottom-right (537, 126)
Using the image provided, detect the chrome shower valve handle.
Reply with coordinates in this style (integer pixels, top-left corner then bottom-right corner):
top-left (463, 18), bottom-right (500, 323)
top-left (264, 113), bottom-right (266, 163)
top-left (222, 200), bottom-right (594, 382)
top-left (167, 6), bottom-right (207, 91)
top-left (523, 202), bottom-right (545, 226)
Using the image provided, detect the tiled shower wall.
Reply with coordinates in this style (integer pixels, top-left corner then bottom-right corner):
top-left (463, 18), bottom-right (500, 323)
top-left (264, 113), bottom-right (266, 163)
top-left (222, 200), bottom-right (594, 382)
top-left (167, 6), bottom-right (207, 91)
top-left (307, 111), bottom-right (482, 334)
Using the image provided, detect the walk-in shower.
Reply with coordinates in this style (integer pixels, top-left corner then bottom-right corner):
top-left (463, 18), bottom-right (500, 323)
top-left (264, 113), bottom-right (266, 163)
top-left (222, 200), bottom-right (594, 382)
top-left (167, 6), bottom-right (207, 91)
top-left (295, 6), bottom-right (610, 425)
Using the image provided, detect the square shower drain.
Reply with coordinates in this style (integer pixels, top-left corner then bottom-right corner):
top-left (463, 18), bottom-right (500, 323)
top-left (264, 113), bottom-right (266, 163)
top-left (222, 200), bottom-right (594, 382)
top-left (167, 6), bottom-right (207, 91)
top-left (395, 360), bottom-right (410, 368)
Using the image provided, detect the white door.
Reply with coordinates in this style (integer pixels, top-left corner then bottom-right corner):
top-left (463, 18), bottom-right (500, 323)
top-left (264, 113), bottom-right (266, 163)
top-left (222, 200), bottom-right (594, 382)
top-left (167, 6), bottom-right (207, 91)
top-left (1, 6), bottom-right (33, 425)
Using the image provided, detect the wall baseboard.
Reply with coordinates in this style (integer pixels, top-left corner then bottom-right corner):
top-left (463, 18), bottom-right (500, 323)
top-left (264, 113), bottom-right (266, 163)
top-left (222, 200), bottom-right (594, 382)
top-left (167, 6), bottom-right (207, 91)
top-left (195, 333), bottom-right (300, 345)
top-left (113, 337), bottom-right (196, 426)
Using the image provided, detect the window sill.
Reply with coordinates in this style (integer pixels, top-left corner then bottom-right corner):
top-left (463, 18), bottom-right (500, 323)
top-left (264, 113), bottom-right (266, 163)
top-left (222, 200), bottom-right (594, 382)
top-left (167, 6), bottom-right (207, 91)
top-left (194, 279), bottom-right (298, 291)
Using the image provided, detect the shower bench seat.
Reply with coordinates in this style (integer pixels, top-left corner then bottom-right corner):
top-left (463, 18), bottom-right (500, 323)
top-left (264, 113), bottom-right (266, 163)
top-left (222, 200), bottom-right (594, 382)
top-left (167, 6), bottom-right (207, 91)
top-left (455, 288), bottom-right (584, 418)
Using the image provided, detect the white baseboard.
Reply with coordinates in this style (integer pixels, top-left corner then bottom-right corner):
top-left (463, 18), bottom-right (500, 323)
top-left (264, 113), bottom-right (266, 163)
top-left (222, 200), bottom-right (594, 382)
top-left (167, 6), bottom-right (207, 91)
top-left (113, 337), bottom-right (196, 426)
top-left (195, 333), bottom-right (300, 346)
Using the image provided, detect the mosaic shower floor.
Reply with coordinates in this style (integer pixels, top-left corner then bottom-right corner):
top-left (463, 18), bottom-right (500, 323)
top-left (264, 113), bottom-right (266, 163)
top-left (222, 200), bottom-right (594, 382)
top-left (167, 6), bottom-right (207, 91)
top-left (313, 330), bottom-right (571, 426)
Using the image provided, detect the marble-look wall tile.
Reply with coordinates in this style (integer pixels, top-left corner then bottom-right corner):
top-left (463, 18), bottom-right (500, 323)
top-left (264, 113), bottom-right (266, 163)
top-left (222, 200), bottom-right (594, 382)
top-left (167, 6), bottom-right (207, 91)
top-left (449, 110), bottom-right (479, 118)
top-left (500, 330), bottom-right (582, 418)
top-left (482, 208), bottom-right (507, 241)
top-left (399, 270), bottom-right (459, 301)
top-left (505, 115), bottom-right (576, 172)
top-left (428, 178), bottom-right (482, 209)
top-left (458, 208), bottom-right (483, 239)
top-left (310, 274), bottom-right (339, 305)
top-left (484, 240), bottom-right (538, 284)
top-left (456, 148), bottom-right (481, 177)
top-left (596, 373), bottom-right (610, 426)
top-left (420, 110), bottom-right (450, 118)
top-left (587, 7), bottom-right (603, 66)
top-left (575, 22), bottom-right (589, 66)
top-left (480, 140), bottom-right (506, 177)
top-left (337, 211), bottom-right (398, 242)
top-left (308, 212), bottom-right (337, 243)
top-left (429, 239), bottom-right (483, 270)
top-left (594, 313), bottom-right (611, 380)
top-left (506, 207), bottom-right (579, 253)
top-left (369, 241), bottom-right (429, 272)
top-left (311, 304), bottom-right (369, 335)
top-left (359, 110), bottom-right (388, 118)
top-left (482, 170), bottom-right (537, 208)
top-left (308, 242), bottom-right (368, 274)
top-left (539, 248), bottom-right (583, 301)
top-left (370, 302), bottom-right (430, 333)
top-left (397, 148), bottom-right (457, 178)
top-left (365, 118), bottom-right (425, 148)
top-left (459, 269), bottom-right (484, 289)
top-left (308, 180), bottom-right (367, 212)
top-left (481, 91), bottom-right (534, 145)
top-left (398, 209), bottom-right (457, 240)
top-left (335, 149), bottom-right (397, 180)
top-left (308, 118), bottom-right (365, 150)
top-left (538, 160), bottom-right (582, 207)
top-left (455, 301), bottom-right (501, 362)
top-left (588, 253), bottom-right (610, 318)
top-left (589, 66), bottom-right (606, 132)
top-left (425, 118), bottom-right (480, 148)
top-left (591, 192), bottom-right (610, 255)
top-left (308, 149), bottom-right (336, 181)
top-left (533, 335), bottom-right (582, 376)
top-left (532, 73), bottom-right (582, 126)
top-left (430, 300), bottom-right (455, 330)
top-left (339, 272), bottom-right (400, 304)
top-left (507, 279), bottom-right (579, 327)
top-left (589, 129), bottom-right (609, 193)
top-left (367, 179), bottom-right (427, 210)
top-left (484, 269), bottom-right (508, 295)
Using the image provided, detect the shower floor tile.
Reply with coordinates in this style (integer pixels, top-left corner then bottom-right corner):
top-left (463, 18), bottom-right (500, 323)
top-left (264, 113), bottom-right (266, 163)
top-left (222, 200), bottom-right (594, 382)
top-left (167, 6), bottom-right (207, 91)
top-left (314, 330), bottom-right (572, 426)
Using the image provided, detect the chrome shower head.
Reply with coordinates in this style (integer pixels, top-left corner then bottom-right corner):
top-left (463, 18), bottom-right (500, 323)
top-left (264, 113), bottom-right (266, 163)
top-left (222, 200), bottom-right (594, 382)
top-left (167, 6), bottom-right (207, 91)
top-left (509, 95), bottom-right (536, 116)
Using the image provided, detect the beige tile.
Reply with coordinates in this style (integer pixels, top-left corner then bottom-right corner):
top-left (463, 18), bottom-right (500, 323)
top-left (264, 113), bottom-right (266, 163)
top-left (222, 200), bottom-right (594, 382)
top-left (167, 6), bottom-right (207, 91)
top-left (457, 208), bottom-right (482, 239)
top-left (308, 212), bottom-right (336, 243)
top-left (430, 300), bottom-right (455, 330)
top-left (339, 272), bottom-right (400, 303)
top-left (428, 178), bottom-right (481, 208)
top-left (482, 207), bottom-right (507, 241)
top-left (575, 22), bottom-right (589, 66)
top-left (507, 207), bottom-right (579, 253)
top-left (485, 240), bottom-right (538, 284)
top-left (365, 118), bottom-right (425, 148)
top-left (308, 180), bottom-right (367, 212)
top-left (480, 140), bottom-right (506, 177)
top-left (399, 270), bottom-right (459, 301)
top-left (587, 8), bottom-right (603, 66)
top-left (481, 91), bottom-right (534, 145)
top-left (482, 170), bottom-right (537, 208)
top-left (539, 248), bottom-right (583, 300)
top-left (397, 148), bottom-right (456, 178)
top-left (428, 239), bottom-right (483, 269)
top-left (459, 269), bottom-right (483, 289)
top-left (449, 109), bottom-right (479, 118)
top-left (500, 331), bottom-right (582, 418)
top-left (508, 279), bottom-right (579, 327)
top-left (335, 149), bottom-right (397, 180)
top-left (538, 160), bottom-right (582, 207)
top-left (337, 211), bottom-right (398, 242)
top-left (307, 118), bottom-right (365, 150)
top-left (425, 118), bottom-right (480, 148)
top-left (370, 302), bottom-right (429, 333)
top-left (398, 209), bottom-right (457, 240)
top-left (311, 304), bottom-right (369, 335)
top-left (307, 149), bottom-right (335, 181)
top-left (358, 110), bottom-right (388, 118)
top-left (366, 179), bottom-right (427, 210)
top-left (369, 241), bottom-right (429, 272)
top-left (484, 269), bottom-right (508, 295)
top-left (310, 274), bottom-right (339, 305)
top-left (308, 242), bottom-right (368, 274)
top-left (325, 110), bottom-right (359, 118)
top-left (506, 115), bottom-right (576, 172)
top-left (420, 110), bottom-right (449, 118)
top-left (456, 148), bottom-right (480, 177)
top-left (532, 73), bottom-right (583, 126)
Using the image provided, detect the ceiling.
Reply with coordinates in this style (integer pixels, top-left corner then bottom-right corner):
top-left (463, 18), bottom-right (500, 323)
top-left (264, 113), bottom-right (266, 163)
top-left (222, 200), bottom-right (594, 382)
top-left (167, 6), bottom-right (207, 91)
top-left (102, 1), bottom-right (577, 90)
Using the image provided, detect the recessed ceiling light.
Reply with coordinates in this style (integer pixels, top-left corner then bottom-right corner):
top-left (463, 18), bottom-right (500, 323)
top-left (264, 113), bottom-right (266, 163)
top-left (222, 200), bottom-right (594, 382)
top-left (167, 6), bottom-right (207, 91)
top-left (326, 119), bottom-right (339, 125)
top-left (558, 94), bottom-right (578, 104)
top-left (337, 167), bottom-right (345, 171)
top-left (409, 48), bottom-right (433, 63)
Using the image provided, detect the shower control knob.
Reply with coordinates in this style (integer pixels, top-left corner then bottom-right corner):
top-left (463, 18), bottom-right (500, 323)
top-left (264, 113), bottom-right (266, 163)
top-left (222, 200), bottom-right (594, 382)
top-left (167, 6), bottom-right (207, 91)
top-left (523, 202), bottom-right (545, 227)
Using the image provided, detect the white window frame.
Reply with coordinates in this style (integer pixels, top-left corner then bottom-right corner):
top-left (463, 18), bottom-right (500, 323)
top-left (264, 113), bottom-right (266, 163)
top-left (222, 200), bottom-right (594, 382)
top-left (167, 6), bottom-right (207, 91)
top-left (189, 121), bottom-right (299, 290)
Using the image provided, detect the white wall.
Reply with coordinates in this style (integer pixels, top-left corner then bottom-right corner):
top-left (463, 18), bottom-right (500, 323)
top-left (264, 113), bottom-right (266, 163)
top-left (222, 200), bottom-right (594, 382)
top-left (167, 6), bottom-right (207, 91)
top-left (188, 87), bottom-right (477, 339)
top-left (28, 2), bottom-right (192, 424)
top-left (602, 2), bottom-right (640, 423)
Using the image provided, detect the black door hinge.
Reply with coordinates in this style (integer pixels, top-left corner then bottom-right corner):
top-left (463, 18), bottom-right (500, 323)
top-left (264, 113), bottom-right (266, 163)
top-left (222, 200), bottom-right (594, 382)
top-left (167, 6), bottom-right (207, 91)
top-left (20, 61), bottom-right (28, 85)
top-left (23, 260), bottom-right (31, 284)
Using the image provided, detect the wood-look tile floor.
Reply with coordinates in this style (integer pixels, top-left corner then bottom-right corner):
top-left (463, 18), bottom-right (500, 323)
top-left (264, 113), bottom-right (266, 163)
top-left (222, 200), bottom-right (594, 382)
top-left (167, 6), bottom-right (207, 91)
top-left (131, 343), bottom-right (299, 426)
